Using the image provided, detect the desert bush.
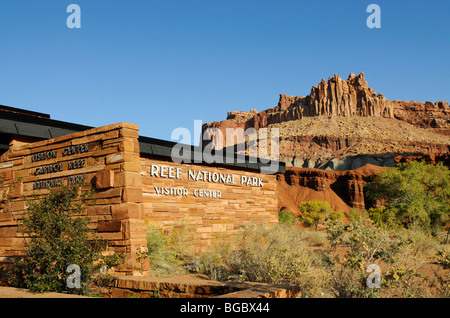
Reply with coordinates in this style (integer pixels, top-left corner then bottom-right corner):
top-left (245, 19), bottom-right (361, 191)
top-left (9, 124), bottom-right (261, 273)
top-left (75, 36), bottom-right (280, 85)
top-left (8, 183), bottom-right (124, 294)
top-left (402, 226), bottom-right (442, 259)
top-left (320, 217), bottom-right (427, 298)
top-left (193, 233), bottom-right (237, 281)
top-left (297, 229), bottom-right (329, 247)
top-left (136, 223), bottom-right (192, 276)
top-left (327, 210), bottom-right (345, 224)
top-left (367, 206), bottom-right (401, 230)
top-left (344, 208), bottom-right (359, 222)
top-left (299, 200), bottom-right (342, 230)
top-left (194, 224), bottom-right (325, 297)
top-left (278, 210), bottom-right (297, 226)
top-left (192, 219), bottom-right (447, 298)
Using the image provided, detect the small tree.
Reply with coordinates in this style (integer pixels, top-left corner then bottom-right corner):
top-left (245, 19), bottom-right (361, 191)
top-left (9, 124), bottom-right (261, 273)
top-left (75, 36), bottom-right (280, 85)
top-left (8, 183), bottom-right (123, 294)
top-left (299, 200), bottom-right (334, 230)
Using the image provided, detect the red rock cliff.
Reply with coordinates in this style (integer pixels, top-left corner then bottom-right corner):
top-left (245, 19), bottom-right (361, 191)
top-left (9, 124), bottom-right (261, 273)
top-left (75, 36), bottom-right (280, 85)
top-left (202, 72), bottom-right (450, 147)
top-left (277, 164), bottom-right (385, 213)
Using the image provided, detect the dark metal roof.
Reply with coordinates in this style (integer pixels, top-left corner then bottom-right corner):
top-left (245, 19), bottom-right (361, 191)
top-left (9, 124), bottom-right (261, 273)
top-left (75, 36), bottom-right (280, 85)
top-left (0, 105), bottom-right (51, 119)
top-left (0, 105), bottom-right (285, 174)
top-left (0, 104), bottom-right (93, 139)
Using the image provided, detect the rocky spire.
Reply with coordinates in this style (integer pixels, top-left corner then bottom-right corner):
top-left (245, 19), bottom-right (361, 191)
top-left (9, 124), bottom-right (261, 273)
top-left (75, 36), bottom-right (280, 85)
top-left (308, 72), bottom-right (394, 118)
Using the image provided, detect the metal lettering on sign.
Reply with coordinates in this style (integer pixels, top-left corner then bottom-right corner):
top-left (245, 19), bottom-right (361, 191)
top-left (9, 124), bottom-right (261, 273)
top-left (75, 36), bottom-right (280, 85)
top-left (62, 143), bottom-right (90, 157)
top-left (149, 163), bottom-right (264, 199)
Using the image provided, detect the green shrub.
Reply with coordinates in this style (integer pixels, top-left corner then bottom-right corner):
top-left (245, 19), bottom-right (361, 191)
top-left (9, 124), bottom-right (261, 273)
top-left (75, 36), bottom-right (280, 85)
top-left (403, 226), bottom-right (441, 258)
top-left (278, 210), bottom-right (296, 226)
top-left (327, 210), bottom-right (345, 224)
top-left (365, 161), bottom-right (450, 235)
top-left (8, 183), bottom-right (124, 294)
top-left (299, 200), bottom-right (336, 230)
top-left (344, 208), bottom-right (361, 222)
top-left (368, 206), bottom-right (387, 226)
top-left (137, 223), bottom-right (191, 276)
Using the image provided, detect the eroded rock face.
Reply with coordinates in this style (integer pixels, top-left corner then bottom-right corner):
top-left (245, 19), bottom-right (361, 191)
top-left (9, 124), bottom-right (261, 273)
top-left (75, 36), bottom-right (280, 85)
top-left (201, 72), bottom-right (450, 170)
top-left (276, 165), bottom-right (385, 213)
top-left (204, 72), bottom-right (449, 135)
top-left (308, 73), bottom-right (394, 118)
top-left (392, 100), bottom-right (450, 132)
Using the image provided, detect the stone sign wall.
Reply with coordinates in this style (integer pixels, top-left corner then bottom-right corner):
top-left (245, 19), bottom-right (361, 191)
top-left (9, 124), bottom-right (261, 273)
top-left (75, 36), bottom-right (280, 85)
top-left (0, 123), bottom-right (147, 277)
top-left (140, 158), bottom-right (278, 250)
top-left (0, 122), bottom-right (279, 279)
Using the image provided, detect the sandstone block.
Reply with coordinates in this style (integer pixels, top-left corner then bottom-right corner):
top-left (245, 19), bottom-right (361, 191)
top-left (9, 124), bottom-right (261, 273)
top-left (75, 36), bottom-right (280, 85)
top-left (114, 172), bottom-right (142, 187)
top-left (95, 170), bottom-right (115, 189)
top-left (106, 154), bottom-right (124, 164)
top-left (97, 221), bottom-right (122, 232)
top-left (87, 205), bottom-right (111, 216)
top-left (122, 188), bottom-right (143, 203)
top-left (111, 203), bottom-right (143, 220)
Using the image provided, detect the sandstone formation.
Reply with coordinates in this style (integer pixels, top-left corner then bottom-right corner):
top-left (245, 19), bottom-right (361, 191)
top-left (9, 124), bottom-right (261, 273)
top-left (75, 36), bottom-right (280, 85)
top-left (202, 72), bottom-right (450, 170)
top-left (308, 73), bottom-right (394, 118)
top-left (202, 73), bottom-right (450, 211)
top-left (277, 164), bottom-right (385, 213)
top-left (204, 73), bottom-right (449, 135)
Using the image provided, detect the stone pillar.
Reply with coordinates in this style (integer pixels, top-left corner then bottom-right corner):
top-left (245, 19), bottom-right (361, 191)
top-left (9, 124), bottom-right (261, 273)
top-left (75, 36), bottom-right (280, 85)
top-left (96, 123), bottom-right (149, 276)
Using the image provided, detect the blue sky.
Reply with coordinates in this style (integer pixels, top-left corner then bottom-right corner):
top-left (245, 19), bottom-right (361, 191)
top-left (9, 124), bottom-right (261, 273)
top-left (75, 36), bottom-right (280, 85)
top-left (0, 0), bottom-right (449, 144)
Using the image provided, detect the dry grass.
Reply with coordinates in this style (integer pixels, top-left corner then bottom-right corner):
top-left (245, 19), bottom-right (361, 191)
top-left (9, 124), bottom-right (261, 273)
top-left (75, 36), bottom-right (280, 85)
top-left (189, 222), bottom-right (450, 298)
top-left (191, 224), bottom-right (328, 297)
